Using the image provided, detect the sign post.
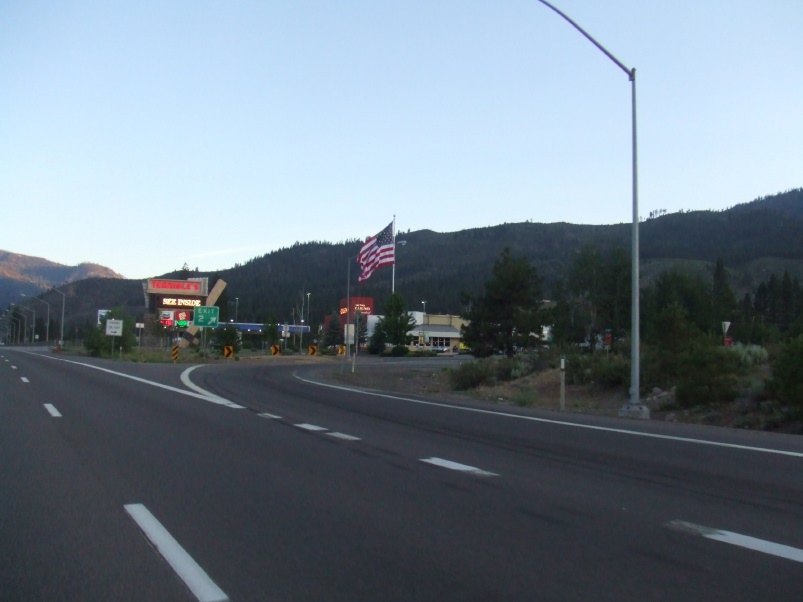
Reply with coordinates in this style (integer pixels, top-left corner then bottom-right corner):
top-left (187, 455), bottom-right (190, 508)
top-left (179, 279), bottom-right (226, 349)
top-left (105, 319), bottom-right (123, 357)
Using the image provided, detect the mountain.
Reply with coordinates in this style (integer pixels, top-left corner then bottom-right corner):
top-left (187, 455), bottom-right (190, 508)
top-left (2, 188), bottom-right (801, 336)
top-left (0, 251), bottom-right (123, 314)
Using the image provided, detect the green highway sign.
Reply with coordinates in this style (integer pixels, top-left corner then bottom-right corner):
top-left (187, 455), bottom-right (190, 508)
top-left (193, 306), bottom-right (219, 328)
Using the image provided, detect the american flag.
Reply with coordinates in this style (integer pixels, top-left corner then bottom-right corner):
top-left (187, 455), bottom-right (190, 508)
top-left (358, 221), bottom-right (395, 282)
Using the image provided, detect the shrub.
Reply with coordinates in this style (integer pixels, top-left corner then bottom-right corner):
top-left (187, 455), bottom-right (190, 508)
top-left (563, 352), bottom-right (627, 388)
top-left (675, 339), bottom-right (739, 408)
top-left (513, 386), bottom-right (537, 407)
top-left (389, 345), bottom-right (409, 357)
top-left (449, 360), bottom-right (496, 390)
top-left (589, 353), bottom-right (629, 388)
top-left (767, 336), bottom-right (803, 412)
top-left (564, 353), bottom-right (593, 385)
top-left (729, 343), bottom-right (769, 372)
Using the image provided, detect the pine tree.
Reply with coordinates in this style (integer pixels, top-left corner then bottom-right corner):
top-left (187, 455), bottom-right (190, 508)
top-left (460, 248), bottom-right (543, 357)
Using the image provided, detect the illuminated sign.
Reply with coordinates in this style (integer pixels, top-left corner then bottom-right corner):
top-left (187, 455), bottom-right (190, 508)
top-left (146, 279), bottom-right (205, 295)
top-left (339, 297), bottom-right (374, 318)
top-left (159, 297), bottom-right (202, 307)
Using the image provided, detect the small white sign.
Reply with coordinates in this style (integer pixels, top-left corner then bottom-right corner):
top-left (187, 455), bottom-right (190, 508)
top-left (106, 319), bottom-right (124, 336)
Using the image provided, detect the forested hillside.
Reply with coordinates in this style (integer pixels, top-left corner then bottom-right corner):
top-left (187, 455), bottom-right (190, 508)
top-left (6, 188), bottom-right (802, 336)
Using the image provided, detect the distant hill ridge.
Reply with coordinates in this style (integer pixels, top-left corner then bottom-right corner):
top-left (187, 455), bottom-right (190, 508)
top-left (1, 188), bottom-right (801, 331)
top-left (0, 250), bottom-right (122, 285)
top-left (0, 251), bottom-right (123, 311)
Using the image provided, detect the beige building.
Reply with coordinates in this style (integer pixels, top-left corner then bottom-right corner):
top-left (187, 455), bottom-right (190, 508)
top-left (408, 311), bottom-right (467, 352)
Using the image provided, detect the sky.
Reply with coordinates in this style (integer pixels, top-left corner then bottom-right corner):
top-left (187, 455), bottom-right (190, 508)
top-left (2, 1), bottom-right (801, 280)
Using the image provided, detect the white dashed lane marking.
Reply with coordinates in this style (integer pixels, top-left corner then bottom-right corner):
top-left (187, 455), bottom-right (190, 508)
top-left (326, 432), bottom-right (361, 441)
top-left (421, 457), bottom-right (498, 477)
top-left (668, 520), bottom-right (803, 563)
top-left (294, 423), bottom-right (328, 432)
top-left (291, 423), bottom-right (360, 440)
top-left (125, 503), bottom-right (229, 602)
top-left (44, 404), bottom-right (62, 417)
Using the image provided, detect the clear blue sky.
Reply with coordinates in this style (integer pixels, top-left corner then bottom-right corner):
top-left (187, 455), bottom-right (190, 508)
top-left (2, 1), bottom-right (800, 280)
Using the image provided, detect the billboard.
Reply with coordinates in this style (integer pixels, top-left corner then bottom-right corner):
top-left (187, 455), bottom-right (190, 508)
top-left (146, 278), bottom-right (208, 296)
top-left (339, 297), bottom-right (374, 323)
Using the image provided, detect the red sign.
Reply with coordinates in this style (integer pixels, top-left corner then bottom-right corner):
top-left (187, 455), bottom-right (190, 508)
top-left (147, 279), bottom-right (202, 294)
top-left (339, 297), bottom-right (374, 321)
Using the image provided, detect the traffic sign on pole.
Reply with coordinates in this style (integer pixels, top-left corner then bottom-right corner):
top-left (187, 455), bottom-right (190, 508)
top-left (194, 306), bottom-right (219, 328)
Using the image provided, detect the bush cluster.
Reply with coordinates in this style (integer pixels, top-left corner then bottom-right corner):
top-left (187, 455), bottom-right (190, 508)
top-left (768, 336), bottom-right (803, 413)
top-left (448, 354), bottom-right (546, 391)
top-left (564, 352), bottom-right (628, 388)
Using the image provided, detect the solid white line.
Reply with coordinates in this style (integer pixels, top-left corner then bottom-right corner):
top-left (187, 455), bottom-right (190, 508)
top-left (28, 353), bottom-right (245, 409)
top-left (124, 503), bottom-right (229, 602)
top-left (668, 520), bottom-right (803, 563)
top-left (20, 376), bottom-right (29, 383)
top-left (421, 457), bottom-right (498, 477)
top-left (295, 373), bottom-right (803, 459)
top-left (326, 432), bottom-right (361, 441)
top-left (43, 403), bottom-right (62, 417)
top-left (295, 423), bottom-right (328, 431)
top-left (180, 366), bottom-right (245, 408)
top-left (258, 412), bottom-right (282, 419)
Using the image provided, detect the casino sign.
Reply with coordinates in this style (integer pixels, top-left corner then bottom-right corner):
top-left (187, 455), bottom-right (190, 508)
top-left (145, 278), bottom-right (209, 328)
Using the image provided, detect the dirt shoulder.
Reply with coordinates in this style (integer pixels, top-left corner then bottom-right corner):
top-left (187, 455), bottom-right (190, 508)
top-left (320, 358), bottom-right (628, 417)
top-left (308, 356), bottom-right (802, 433)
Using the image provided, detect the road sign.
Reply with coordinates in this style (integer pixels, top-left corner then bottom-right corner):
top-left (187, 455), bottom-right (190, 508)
top-left (194, 306), bottom-right (219, 328)
top-left (105, 319), bottom-right (123, 336)
top-left (223, 345), bottom-right (234, 358)
top-left (271, 344), bottom-right (281, 356)
top-left (308, 344), bottom-right (318, 356)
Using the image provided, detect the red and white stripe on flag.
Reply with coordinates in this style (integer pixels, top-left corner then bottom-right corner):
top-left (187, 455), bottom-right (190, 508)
top-left (358, 221), bottom-right (395, 282)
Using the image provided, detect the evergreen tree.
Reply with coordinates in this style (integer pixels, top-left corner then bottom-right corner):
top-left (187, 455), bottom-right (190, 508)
top-left (373, 293), bottom-right (416, 346)
top-left (711, 258), bottom-right (737, 330)
top-left (566, 244), bottom-right (604, 345)
top-left (322, 313), bottom-right (344, 348)
top-left (460, 248), bottom-right (544, 357)
top-left (212, 324), bottom-right (241, 354)
top-left (643, 270), bottom-right (712, 340)
top-left (262, 314), bottom-right (280, 347)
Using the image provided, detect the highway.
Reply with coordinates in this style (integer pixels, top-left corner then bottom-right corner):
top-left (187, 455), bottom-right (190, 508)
top-left (2, 348), bottom-right (801, 601)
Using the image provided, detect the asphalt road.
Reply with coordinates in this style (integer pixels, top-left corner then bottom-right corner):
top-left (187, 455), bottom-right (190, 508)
top-left (2, 348), bottom-right (801, 601)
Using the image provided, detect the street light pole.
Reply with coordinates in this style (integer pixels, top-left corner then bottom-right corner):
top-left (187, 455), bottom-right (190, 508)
top-left (534, 0), bottom-right (646, 417)
top-left (52, 287), bottom-right (66, 345)
top-left (18, 306), bottom-right (34, 343)
top-left (10, 316), bottom-right (21, 344)
top-left (307, 292), bottom-right (311, 343)
top-left (23, 295), bottom-right (50, 344)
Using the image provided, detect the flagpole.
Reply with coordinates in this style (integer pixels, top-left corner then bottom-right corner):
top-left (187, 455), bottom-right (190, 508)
top-left (391, 215), bottom-right (396, 294)
top-left (346, 257), bottom-right (351, 358)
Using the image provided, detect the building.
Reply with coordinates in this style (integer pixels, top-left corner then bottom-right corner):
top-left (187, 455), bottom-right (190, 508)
top-left (408, 311), bottom-right (467, 352)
